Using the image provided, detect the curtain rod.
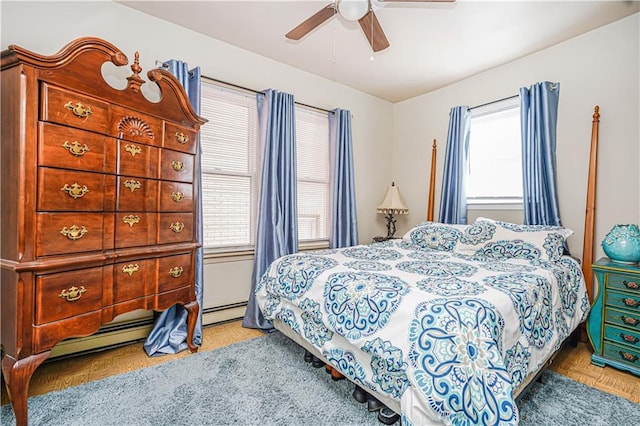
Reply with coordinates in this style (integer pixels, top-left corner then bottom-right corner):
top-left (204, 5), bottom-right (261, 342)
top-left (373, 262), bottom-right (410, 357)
top-left (200, 74), bottom-right (334, 115)
top-left (469, 94), bottom-right (519, 111)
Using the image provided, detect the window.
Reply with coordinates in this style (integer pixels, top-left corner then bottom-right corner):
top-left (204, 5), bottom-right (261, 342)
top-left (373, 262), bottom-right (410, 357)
top-left (199, 80), bottom-right (331, 251)
top-left (199, 79), bottom-right (259, 250)
top-left (295, 107), bottom-right (330, 242)
top-left (466, 97), bottom-right (523, 207)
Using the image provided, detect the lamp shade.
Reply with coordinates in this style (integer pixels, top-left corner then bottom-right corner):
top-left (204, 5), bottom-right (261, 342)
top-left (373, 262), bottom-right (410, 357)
top-left (338, 0), bottom-right (369, 22)
top-left (377, 182), bottom-right (409, 215)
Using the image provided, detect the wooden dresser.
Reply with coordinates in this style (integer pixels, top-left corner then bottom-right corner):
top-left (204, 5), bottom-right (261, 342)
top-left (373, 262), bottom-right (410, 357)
top-left (1, 37), bottom-right (206, 425)
top-left (587, 257), bottom-right (640, 376)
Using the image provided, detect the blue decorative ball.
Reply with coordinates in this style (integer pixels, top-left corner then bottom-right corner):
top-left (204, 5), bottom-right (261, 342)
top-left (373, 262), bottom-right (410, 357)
top-left (602, 224), bottom-right (640, 264)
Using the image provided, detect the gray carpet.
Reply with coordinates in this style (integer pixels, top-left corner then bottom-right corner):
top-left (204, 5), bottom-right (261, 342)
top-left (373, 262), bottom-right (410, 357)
top-left (1, 331), bottom-right (639, 425)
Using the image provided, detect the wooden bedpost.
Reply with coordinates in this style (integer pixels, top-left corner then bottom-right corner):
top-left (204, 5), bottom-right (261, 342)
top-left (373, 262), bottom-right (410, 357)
top-left (582, 106), bottom-right (599, 303)
top-left (426, 139), bottom-right (437, 222)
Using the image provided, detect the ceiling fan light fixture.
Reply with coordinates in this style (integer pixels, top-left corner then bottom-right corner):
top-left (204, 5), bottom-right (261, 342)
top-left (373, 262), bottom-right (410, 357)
top-left (338, 0), bottom-right (369, 21)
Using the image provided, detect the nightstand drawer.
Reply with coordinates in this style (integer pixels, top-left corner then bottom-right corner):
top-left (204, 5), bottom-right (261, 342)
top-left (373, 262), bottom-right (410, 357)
top-left (607, 273), bottom-right (640, 294)
top-left (605, 289), bottom-right (640, 311)
top-left (603, 342), bottom-right (640, 368)
top-left (604, 324), bottom-right (640, 348)
top-left (605, 307), bottom-right (640, 329)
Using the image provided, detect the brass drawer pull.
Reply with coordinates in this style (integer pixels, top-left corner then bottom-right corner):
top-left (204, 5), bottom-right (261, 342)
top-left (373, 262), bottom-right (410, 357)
top-left (61, 183), bottom-right (89, 199)
top-left (620, 333), bottom-right (640, 344)
top-left (619, 351), bottom-right (639, 363)
top-left (171, 191), bottom-right (184, 202)
top-left (124, 144), bottom-right (142, 157)
top-left (124, 179), bottom-right (141, 192)
top-left (170, 222), bottom-right (185, 233)
top-left (59, 285), bottom-right (86, 302)
top-left (62, 141), bottom-right (90, 156)
top-left (64, 101), bottom-right (92, 118)
top-left (623, 280), bottom-right (639, 290)
top-left (60, 225), bottom-right (87, 240)
top-left (122, 264), bottom-right (140, 276)
top-left (122, 215), bottom-right (140, 227)
top-left (170, 161), bottom-right (185, 172)
top-left (621, 315), bottom-right (640, 327)
top-left (622, 298), bottom-right (639, 309)
top-left (169, 266), bottom-right (184, 278)
top-left (175, 132), bottom-right (189, 144)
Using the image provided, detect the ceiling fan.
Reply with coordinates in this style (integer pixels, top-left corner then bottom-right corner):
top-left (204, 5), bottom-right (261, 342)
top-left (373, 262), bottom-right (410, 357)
top-left (285, 0), bottom-right (456, 53)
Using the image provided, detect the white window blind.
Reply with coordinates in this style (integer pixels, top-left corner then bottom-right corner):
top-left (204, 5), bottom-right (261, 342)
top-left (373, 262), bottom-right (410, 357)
top-left (295, 106), bottom-right (330, 241)
top-left (466, 97), bottom-right (523, 206)
top-left (199, 80), bottom-right (258, 249)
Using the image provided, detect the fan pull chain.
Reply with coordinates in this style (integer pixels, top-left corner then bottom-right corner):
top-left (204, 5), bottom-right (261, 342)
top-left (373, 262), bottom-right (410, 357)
top-left (332, 5), bottom-right (337, 63)
top-left (370, 5), bottom-right (374, 61)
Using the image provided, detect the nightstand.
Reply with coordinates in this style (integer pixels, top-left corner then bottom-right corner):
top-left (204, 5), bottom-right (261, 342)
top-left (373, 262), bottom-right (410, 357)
top-left (587, 258), bottom-right (640, 376)
top-left (373, 236), bottom-right (400, 243)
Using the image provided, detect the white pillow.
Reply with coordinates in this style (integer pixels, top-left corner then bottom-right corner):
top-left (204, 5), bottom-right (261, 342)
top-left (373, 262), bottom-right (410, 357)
top-left (453, 217), bottom-right (574, 262)
top-left (402, 221), bottom-right (469, 252)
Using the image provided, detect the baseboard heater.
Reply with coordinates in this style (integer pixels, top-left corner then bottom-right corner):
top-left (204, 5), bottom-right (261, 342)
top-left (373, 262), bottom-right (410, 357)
top-left (49, 302), bottom-right (248, 359)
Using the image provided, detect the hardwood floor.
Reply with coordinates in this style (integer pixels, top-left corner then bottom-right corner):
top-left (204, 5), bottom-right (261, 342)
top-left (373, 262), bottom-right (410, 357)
top-left (2, 320), bottom-right (639, 409)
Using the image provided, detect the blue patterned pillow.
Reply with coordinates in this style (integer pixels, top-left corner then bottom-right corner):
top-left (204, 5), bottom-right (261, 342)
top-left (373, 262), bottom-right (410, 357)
top-left (453, 217), bottom-right (573, 262)
top-left (402, 221), bottom-right (469, 252)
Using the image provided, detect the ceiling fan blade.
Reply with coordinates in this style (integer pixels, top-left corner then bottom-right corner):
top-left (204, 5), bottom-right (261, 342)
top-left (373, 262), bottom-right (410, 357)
top-left (358, 10), bottom-right (390, 52)
top-left (286, 4), bottom-right (336, 40)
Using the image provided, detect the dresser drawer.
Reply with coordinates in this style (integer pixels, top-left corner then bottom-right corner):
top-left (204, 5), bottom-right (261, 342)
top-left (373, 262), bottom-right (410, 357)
top-left (158, 213), bottom-right (193, 244)
top-left (35, 266), bottom-right (110, 325)
top-left (114, 259), bottom-right (156, 303)
top-left (160, 150), bottom-right (193, 183)
top-left (110, 105), bottom-right (163, 146)
top-left (604, 324), bottom-right (640, 348)
top-left (38, 122), bottom-right (115, 173)
top-left (38, 168), bottom-right (115, 212)
top-left (157, 253), bottom-right (193, 293)
top-left (36, 213), bottom-right (113, 256)
top-left (164, 122), bottom-right (197, 154)
top-left (117, 140), bottom-right (159, 179)
top-left (607, 273), bottom-right (640, 294)
top-left (40, 83), bottom-right (109, 134)
top-left (159, 181), bottom-right (193, 212)
top-left (116, 177), bottom-right (158, 212)
top-left (605, 307), bottom-right (640, 329)
top-left (603, 341), bottom-right (640, 368)
top-left (606, 289), bottom-right (640, 311)
top-left (114, 213), bottom-right (157, 248)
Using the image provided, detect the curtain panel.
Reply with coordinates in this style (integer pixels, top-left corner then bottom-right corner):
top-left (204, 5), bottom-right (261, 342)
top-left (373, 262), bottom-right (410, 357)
top-left (519, 82), bottom-right (562, 226)
top-left (144, 60), bottom-right (204, 356)
top-left (242, 89), bottom-right (298, 331)
top-left (329, 109), bottom-right (358, 248)
top-left (438, 106), bottom-right (471, 225)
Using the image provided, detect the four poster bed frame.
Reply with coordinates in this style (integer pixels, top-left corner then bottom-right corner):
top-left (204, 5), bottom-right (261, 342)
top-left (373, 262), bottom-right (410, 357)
top-left (270, 106), bottom-right (600, 422)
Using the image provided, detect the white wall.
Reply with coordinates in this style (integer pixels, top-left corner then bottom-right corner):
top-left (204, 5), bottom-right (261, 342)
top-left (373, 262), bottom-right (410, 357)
top-left (393, 13), bottom-right (640, 265)
top-left (1, 1), bottom-right (394, 311)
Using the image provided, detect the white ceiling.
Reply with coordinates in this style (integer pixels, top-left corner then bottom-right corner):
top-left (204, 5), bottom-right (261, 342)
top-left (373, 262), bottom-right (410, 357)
top-left (120, 0), bottom-right (639, 103)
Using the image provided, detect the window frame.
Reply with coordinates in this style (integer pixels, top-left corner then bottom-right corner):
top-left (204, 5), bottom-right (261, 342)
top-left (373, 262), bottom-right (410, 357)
top-left (199, 78), bottom-right (260, 254)
top-left (466, 96), bottom-right (523, 210)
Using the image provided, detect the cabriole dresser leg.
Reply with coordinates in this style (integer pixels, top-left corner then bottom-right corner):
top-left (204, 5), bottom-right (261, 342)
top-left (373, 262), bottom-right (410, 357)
top-left (2, 351), bottom-right (51, 426)
top-left (184, 301), bottom-right (200, 353)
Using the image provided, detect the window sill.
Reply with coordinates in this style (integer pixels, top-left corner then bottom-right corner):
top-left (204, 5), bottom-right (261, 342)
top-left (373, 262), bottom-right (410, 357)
top-left (203, 240), bottom-right (330, 263)
top-left (467, 201), bottom-right (523, 211)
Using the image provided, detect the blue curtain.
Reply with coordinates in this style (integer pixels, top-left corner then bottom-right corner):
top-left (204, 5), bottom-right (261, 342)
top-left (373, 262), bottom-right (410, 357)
top-left (520, 82), bottom-right (562, 226)
top-left (438, 106), bottom-right (471, 225)
top-left (242, 89), bottom-right (298, 331)
top-left (144, 60), bottom-right (203, 356)
top-left (329, 109), bottom-right (358, 248)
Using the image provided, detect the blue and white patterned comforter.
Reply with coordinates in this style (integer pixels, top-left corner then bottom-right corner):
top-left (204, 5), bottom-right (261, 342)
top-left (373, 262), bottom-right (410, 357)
top-left (255, 239), bottom-right (590, 425)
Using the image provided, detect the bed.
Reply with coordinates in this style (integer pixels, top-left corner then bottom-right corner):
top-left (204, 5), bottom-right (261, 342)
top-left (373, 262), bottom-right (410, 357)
top-left (255, 107), bottom-right (601, 425)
